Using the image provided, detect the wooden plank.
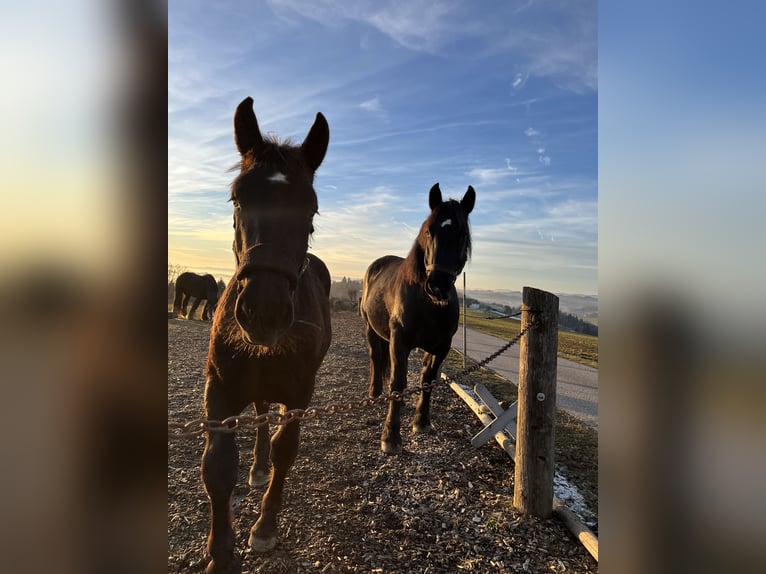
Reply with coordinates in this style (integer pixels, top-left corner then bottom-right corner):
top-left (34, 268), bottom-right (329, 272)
top-left (446, 376), bottom-right (516, 461)
top-left (553, 498), bottom-right (599, 561)
top-left (474, 384), bottom-right (518, 423)
top-left (470, 387), bottom-right (518, 447)
top-left (473, 383), bottom-right (505, 414)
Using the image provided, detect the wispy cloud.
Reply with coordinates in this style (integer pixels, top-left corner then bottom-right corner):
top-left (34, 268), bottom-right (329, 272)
top-left (466, 159), bottom-right (521, 185)
top-left (511, 72), bottom-right (529, 90)
top-left (267, 0), bottom-right (456, 53)
top-left (467, 167), bottom-right (511, 185)
top-left (268, 0), bottom-right (596, 97)
top-left (493, 2), bottom-right (597, 93)
top-left (359, 96), bottom-right (382, 112)
top-left (525, 127), bottom-right (539, 137)
top-left (365, 1), bottom-right (455, 52)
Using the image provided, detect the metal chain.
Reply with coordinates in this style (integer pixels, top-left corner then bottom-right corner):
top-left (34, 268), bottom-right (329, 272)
top-left (447, 320), bottom-right (535, 381)
top-left (168, 316), bottom-right (536, 441)
top-left (169, 394), bottom-right (400, 440)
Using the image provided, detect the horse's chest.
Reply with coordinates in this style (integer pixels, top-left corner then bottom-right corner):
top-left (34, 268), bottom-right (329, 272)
top-left (246, 357), bottom-right (317, 403)
top-left (399, 309), bottom-right (457, 352)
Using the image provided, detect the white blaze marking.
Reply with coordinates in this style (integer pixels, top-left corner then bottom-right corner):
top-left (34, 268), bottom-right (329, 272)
top-left (268, 172), bottom-right (288, 184)
top-left (440, 218), bottom-right (452, 228)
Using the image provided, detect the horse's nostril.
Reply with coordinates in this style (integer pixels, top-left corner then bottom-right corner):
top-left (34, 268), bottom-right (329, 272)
top-left (238, 300), bottom-right (255, 324)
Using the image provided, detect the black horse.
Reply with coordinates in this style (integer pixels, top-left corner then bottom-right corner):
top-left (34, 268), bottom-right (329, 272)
top-left (173, 272), bottom-right (219, 321)
top-left (360, 183), bottom-right (475, 454)
top-left (201, 97), bottom-right (331, 573)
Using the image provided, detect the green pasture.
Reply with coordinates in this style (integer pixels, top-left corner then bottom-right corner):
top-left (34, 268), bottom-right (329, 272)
top-left (459, 309), bottom-right (598, 369)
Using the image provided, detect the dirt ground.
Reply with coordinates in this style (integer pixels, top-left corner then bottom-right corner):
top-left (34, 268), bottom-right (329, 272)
top-left (168, 310), bottom-right (598, 573)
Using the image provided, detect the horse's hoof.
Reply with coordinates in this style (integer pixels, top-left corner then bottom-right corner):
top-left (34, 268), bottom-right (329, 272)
top-left (412, 422), bottom-right (432, 434)
top-left (248, 469), bottom-right (270, 488)
top-left (248, 530), bottom-right (277, 552)
top-left (381, 440), bottom-right (402, 455)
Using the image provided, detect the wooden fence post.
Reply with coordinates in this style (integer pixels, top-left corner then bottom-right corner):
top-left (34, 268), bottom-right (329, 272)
top-left (513, 286), bottom-right (559, 518)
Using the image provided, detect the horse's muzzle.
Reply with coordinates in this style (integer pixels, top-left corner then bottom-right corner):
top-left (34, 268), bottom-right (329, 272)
top-left (234, 277), bottom-right (295, 346)
top-left (425, 269), bottom-right (456, 305)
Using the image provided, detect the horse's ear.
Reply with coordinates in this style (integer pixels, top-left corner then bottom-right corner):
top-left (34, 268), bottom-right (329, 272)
top-left (302, 112), bottom-right (330, 172)
top-left (461, 185), bottom-right (476, 214)
top-left (428, 183), bottom-right (442, 210)
top-left (234, 97), bottom-right (264, 156)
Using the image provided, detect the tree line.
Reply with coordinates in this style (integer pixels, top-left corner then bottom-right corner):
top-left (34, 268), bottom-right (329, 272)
top-left (458, 297), bottom-right (598, 336)
top-left (168, 265), bottom-right (597, 335)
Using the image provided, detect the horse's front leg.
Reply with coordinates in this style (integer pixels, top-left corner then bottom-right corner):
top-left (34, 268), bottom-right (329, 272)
top-left (381, 332), bottom-right (409, 454)
top-left (173, 289), bottom-right (183, 317)
top-left (249, 400), bottom-right (271, 487)
top-left (249, 413), bottom-right (302, 552)
top-left (413, 347), bottom-right (448, 433)
top-left (201, 382), bottom-right (242, 574)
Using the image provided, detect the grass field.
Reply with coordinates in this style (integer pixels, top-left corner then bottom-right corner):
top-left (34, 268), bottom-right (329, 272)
top-left (459, 309), bottom-right (598, 369)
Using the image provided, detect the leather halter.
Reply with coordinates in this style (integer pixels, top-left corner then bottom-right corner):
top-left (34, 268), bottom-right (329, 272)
top-left (236, 244), bottom-right (309, 291)
top-left (425, 263), bottom-right (461, 279)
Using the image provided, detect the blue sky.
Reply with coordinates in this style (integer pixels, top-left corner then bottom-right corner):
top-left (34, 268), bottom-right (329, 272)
top-left (169, 0), bottom-right (597, 295)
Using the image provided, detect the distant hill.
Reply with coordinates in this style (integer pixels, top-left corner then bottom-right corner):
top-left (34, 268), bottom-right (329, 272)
top-left (464, 289), bottom-right (598, 321)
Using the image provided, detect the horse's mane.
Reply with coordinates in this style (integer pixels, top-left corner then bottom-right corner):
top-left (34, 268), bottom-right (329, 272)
top-left (400, 236), bottom-right (426, 284)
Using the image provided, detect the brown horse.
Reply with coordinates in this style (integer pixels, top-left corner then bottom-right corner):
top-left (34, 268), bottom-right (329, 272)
top-left (173, 271), bottom-right (219, 320)
top-left (360, 183), bottom-right (475, 454)
top-left (201, 97), bottom-right (331, 573)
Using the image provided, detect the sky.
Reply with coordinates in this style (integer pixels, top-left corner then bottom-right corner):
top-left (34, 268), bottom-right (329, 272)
top-left (168, 0), bottom-right (597, 295)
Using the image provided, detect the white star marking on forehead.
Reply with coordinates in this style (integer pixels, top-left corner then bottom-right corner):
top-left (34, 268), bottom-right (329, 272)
top-left (440, 218), bottom-right (452, 228)
top-left (267, 172), bottom-right (288, 184)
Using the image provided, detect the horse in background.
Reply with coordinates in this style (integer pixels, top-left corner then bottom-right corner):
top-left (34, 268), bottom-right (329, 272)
top-left (201, 97), bottom-right (331, 572)
top-left (360, 183), bottom-right (475, 454)
top-left (173, 272), bottom-right (219, 321)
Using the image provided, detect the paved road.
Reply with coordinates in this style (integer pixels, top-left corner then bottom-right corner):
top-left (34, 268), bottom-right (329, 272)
top-left (451, 326), bottom-right (598, 430)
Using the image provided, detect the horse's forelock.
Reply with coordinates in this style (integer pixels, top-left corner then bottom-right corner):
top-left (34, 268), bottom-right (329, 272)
top-left (234, 137), bottom-right (308, 176)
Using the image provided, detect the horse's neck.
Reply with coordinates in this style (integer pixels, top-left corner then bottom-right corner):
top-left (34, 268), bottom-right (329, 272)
top-left (400, 242), bottom-right (426, 284)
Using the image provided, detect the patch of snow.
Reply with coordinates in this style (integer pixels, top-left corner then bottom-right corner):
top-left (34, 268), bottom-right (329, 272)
top-left (554, 472), bottom-right (597, 528)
